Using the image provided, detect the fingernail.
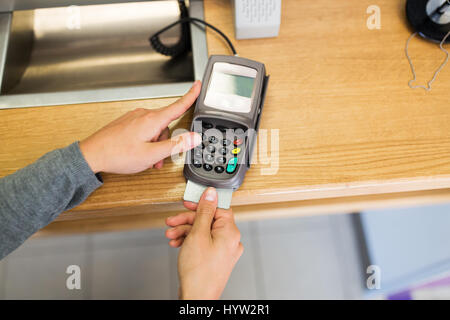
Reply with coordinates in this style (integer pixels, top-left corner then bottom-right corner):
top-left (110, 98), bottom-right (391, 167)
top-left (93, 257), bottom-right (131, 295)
top-left (205, 187), bottom-right (217, 202)
top-left (190, 80), bottom-right (199, 90)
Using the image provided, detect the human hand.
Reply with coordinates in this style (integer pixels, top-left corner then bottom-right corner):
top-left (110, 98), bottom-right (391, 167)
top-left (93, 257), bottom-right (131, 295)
top-left (79, 81), bottom-right (202, 174)
top-left (165, 188), bottom-right (243, 300)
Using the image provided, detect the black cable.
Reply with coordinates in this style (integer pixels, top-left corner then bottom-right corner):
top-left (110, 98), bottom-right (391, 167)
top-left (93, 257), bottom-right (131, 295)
top-left (150, 17), bottom-right (237, 57)
top-left (149, 0), bottom-right (190, 57)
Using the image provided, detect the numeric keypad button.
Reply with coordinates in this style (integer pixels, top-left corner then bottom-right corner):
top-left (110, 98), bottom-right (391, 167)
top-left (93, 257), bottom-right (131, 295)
top-left (214, 166), bottom-right (225, 174)
top-left (193, 159), bottom-right (202, 168)
top-left (218, 147), bottom-right (228, 155)
top-left (194, 149), bottom-right (202, 158)
top-left (208, 136), bottom-right (219, 144)
top-left (205, 154), bottom-right (214, 163)
top-left (216, 157), bottom-right (226, 165)
top-left (206, 145), bottom-right (215, 153)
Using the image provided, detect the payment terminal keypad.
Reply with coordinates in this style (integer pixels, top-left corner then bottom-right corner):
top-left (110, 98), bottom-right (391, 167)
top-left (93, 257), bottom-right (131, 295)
top-left (189, 119), bottom-right (246, 180)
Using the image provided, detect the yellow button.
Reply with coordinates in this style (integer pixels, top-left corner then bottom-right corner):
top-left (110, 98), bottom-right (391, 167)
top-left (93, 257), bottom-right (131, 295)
top-left (231, 147), bottom-right (241, 155)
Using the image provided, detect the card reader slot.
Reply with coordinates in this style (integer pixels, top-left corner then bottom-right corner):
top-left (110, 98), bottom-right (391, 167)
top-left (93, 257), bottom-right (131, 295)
top-left (247, 74), bottom-right (270, 168)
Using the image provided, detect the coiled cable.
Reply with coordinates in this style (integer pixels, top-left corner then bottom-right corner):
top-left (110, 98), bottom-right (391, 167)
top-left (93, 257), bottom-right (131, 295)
top-left (149, 2), bottom-right (237, 57)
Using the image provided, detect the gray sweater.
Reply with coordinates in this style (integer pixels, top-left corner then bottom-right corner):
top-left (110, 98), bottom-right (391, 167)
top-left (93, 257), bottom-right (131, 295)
top-left (0, 142), bottom-right (103, 259)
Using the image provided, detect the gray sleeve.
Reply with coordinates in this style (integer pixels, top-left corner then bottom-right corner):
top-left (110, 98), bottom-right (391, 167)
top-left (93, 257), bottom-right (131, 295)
top-left (0, 142), bottom-right (103, 259)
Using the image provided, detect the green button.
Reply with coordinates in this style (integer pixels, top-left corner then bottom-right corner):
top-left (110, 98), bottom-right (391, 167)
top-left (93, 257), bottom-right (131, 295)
top-left (226, 157), bottom-right (238, 173)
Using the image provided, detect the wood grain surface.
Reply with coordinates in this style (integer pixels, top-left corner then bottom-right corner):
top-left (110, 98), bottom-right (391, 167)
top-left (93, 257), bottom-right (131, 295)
top-left (1, 0), bottom-right (450, 232)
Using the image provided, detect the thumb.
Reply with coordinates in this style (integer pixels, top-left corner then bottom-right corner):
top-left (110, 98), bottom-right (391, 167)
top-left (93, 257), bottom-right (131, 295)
top-left (148, 131), bottom-right (201, 163)
top-left (191, 187), bottom-right (218, 237)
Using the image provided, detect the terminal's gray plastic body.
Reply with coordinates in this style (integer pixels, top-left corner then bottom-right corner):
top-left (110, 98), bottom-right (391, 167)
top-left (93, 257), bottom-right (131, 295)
top-left (184, 55), bottom-right (269, 190)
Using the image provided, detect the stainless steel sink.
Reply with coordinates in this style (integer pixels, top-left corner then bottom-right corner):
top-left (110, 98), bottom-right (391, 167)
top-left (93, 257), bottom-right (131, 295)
top-left (0, 0), bottom-right (207, 109)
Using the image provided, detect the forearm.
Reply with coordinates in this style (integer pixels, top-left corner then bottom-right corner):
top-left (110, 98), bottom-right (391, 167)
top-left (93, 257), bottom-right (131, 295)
top-left (0, 142), bottom-right (102, 259)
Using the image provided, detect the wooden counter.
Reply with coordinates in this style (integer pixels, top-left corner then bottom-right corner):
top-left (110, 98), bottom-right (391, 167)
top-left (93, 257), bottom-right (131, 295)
top-left (1, 0), bottom-right (450, 235)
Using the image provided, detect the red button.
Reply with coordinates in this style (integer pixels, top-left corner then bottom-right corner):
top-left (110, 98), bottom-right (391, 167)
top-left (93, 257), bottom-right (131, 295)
top-left (234, 138), bottom-right (243, 146)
